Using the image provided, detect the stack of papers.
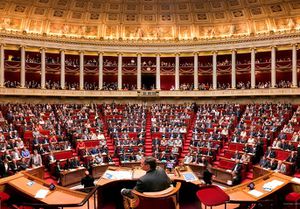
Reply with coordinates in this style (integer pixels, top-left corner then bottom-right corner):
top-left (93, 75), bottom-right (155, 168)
top-left (248, 189), bottom-right (264, 197)
top-left (103, 170), bottom-right (133, 180)
top-left (35, 189), bottom-right (49, 199)
top-left (262, 180), bottom-right (284, 191)
top-left (182, 172), bottom-right (197, 182)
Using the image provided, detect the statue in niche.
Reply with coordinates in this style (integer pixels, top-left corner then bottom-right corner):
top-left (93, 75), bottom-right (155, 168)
top-left (288, 18), bottom-right (295, 30)
top-left (205, 27), bottom-right (216, 38)
top-left (62, 24), bottom-right (69, 34)
top-left (79, 26), bottom-right (86, 36)
top-left (135, 27), bottom-right (144, 38)
top-left (229, 24), bottom-right (236, 35)
top-left (0, 18), bottom-right (11, 29)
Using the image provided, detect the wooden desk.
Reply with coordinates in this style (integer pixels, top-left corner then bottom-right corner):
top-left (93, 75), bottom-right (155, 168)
top-left (60, 167), bottom-right (86, 187)
top-left (91, 164), bottom-right (108, 179)
top-left (97, 165), bottom-right (201, 186)
top-left (253, 165), bottom-right (272, 179)
top-left (185, 163), bottom-right (206, 178)
top-left (25, 166), bottom-right (45, 179)
top-left (211, 167), bottom-right (234, 185)
top-left (226, 172), bottom-right (291, 203)
top-left (7, 172), bottom-right (86, 205)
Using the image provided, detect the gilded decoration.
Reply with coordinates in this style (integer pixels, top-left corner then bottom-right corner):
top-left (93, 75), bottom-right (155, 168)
top-left (0, 0), bottom-right (298, 43)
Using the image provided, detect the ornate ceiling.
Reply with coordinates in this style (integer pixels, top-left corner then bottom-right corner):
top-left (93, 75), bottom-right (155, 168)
top-left (0, 0), bottom-right (299, 41)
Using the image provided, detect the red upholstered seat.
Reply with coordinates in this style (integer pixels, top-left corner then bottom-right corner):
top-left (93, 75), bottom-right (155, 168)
top-left (0, 191), bottom-right (10, 201)
top-left (285, 192), bottom-right (300, 202)
top-left (196, 185), bottom-right (229, 208)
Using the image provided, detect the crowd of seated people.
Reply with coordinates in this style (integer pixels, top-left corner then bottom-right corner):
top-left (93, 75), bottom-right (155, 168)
top-left (4, 80), bottom-right (21, 88)
top-left (142, 60), bottom-right (155, 67)
top-left (179, 83), bottom-right (194, 91)
top-left (1, 102), bottom-right (300, 188)
top-left (150, 103), bottom-right (194, 165)
top-left (104, 103), bottom-right (146, 164)
top-left (84, 82), bottom-right (99, 90)
top-left (101, 82), bottom-right (137, 91)
top-left (25, 55), bottom-right (41, 64)
top-left (25, 80), bottom-right (41, 89)
top-left (0, 103), bottom-right (108, 178)
top-left (236, 81), bottom-right (251, 89)
top-left (103, 59), bottom-right (117, 67)
top-left (45, 80), bottom-right (61, 90)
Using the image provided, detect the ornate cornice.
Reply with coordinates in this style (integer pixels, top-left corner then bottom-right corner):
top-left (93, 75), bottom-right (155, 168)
top-left (0, 30), bottom-right (300, 48)
top-left (0, 88), bottom-right (299, 98)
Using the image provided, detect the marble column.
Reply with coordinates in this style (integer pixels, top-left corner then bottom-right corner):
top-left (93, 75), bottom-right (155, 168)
top-left (156, 54), bottom-right (161, 90)
top-left (292, 44), bottom-right (298, 87)
top-left (60, 50), bottom-right (65, 89)
top-left (271, 46), bottom-right (276, 88)
top-left (40, 48), bottom-right (46, 89)
top-left (194, 52), bottom-right (199, 90)
top-left (175, 53), bottom-right (180, 90)
top-left (79, 51), bottom-right (84, 90)
top-left (118, 53), bottom-right (122, 90)
top-left (212, 51), bottom-right (217, 90)
top-left (251, 48), bottom-right (256, 89)
top-left (231, 49), bottom-right (236, 89)
top-left (0, 45), bottom-right (4, 87)
top-left (20, 46), bottom-right (26, 88)
top-left (137, 53), bottom-right (142, 90)
top-left (98, 52), bottom-right (103, 90)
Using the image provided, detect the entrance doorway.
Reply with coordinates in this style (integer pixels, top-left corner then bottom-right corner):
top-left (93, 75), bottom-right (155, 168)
top-left (141, 74), bottom-right (155, 90)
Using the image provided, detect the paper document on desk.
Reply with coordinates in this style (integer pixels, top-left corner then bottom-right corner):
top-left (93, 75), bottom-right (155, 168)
top-left (262, 180), bottom-right (284, 191)
top-left (35, 189), bottom-right (49, 199)
top-left (103, 170), bottom-right (133, 180)
top-left (292, 177), bottom-right (300, 184)
top-left (248, 189), bottom-right (264, 197)
top-left (182, 172), bottom-right (197, 182)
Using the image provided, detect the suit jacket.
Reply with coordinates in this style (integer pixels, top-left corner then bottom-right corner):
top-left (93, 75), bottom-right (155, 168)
top-left (232, 163), bottom-right (242, 174)
top-left (134, 167), bottom-right (171, 193)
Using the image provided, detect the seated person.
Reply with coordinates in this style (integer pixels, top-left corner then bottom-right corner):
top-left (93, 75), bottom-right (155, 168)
top-left (121, 157), bottom-right (171, 198)
top-left (259, 156), bottom-right (269, 168)
top-left (81, 170), bottom-right (95, 190)
top-left (267, 158), bottom-right (278, 170)
top-left (275, 160), bottom-right (286, 174)
top-left (264, 146), bottom-right (276, 158)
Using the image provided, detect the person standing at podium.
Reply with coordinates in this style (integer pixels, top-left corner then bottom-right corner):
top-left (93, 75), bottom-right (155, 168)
top-left (121, 156), bottom-right (171, 197)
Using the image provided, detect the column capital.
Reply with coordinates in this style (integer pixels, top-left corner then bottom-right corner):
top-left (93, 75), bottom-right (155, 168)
top-left (19, 45), bottom-right (26, 50)
top-left (39, 47), bottom-right (46, 53)
top-left (155, 53), bottom-right (161, 57)
top-left (250, 47), bottom-right (256, 52)
top-left (193, 52), bottom-right (199, 56)
top-left (59, 49), bottom-right (66, 53)
top-left (136, 53), bottom-right (142, 56)
top-left (97, 52), bottom-right (104, 56)
top-left (175, 53), bottom-right (180, 56)
top-left (117, 52), bottom-right (123, 56)
top-left (0, 43), bottom-right (6, 48)
top-left (231, 49), bottom-right (237, 53)
top-left (79, 50), bottom-right (85, 54)
top-left (271, 45), bottom-right (277, 49)
top-left (292, 44), bottom-right (298, 49)
top-left (212, 50), bottom-right (218, 55)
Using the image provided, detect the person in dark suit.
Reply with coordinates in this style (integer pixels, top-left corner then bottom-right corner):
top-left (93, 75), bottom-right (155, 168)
top-left (81, 170), bottom-right (95, 189)
top-left (202, 163), bottom-right (213, 185)
top-left (268, 158), bottom-right (278, 170)
top-left (264, 146), bottom-right (276, 158)
top-left (121, 156), bottom-right (171, 198)
top-left (231, 159), bottom-right (242, 185)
